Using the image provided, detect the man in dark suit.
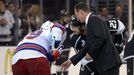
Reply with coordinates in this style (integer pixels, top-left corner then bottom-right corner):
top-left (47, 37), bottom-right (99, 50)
top-left (61, 2), bottom-right (122, 75)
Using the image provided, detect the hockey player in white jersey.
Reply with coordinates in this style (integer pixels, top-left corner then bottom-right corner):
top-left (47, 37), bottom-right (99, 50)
top-left (12, 21), bottom-right (66, 75)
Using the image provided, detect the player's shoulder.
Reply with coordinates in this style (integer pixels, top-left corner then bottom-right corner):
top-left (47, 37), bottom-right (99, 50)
top-left (52, 22), bottom-right (66, 31)
top-left (53, 22), bottom-right (65, 28)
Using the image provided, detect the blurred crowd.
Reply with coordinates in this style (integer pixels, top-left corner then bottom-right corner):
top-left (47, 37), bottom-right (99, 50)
top-left (0, 1), bottom-right (42, 46)
top-left (0, 0), bottom-right (129, 47)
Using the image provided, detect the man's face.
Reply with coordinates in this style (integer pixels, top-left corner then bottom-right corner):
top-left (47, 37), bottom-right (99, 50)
top-left (8, 4), bottom-right (15, 12)
top-left (74, 9), bottom-right (85, 23)
top-left (116, 6), bottom-right (123, 14)
top-left (101, 8), bottom-right (108, 16)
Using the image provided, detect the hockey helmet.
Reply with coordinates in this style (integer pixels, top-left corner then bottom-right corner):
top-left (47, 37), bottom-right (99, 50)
top-left (70, 15), bottom-right (83, 27)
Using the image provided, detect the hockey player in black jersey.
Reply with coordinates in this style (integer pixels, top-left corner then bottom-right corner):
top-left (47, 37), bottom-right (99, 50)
top-left (106, 18), bottom-right (126, 54)
top-left (69, 15), bottom-right (94, 75)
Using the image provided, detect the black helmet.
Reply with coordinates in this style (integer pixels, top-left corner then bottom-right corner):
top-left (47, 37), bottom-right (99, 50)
top-left (70, 15), bottom-right (83, 27)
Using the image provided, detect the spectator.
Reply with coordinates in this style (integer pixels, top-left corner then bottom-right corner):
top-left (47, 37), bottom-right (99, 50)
top-left (13, 8), bottom-right (22, 43)
top-left (114, 4), bottom-right (128, 29)
top-left (114, 4), bottom-right (128, 44)
top-left (30, 4), bottom-right (43, 29)
top-left (7, 2), bottom-right (19, 45)
top-left (19, 4), bottom-right (37, 40)
top-left (98, 7), bottom-right (113, 21)
top-left (0, 1), bottom-right (15, 46)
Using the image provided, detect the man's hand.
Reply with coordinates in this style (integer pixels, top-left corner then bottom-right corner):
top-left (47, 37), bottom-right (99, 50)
top-left (85, 53), bottom-right (92, 60)
top-left (61, 60), bottom-right (72, 71)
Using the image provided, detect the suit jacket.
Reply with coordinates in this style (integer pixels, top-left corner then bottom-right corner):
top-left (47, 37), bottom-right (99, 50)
top-left (70, 14), bottom-right (122, 74)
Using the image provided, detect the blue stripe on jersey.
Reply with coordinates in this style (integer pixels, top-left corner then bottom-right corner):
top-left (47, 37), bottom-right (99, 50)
top-left (15, 43), bottom-right (54, 62)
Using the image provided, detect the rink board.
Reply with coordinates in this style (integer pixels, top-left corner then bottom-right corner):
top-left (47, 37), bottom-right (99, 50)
top-left (0, 46), bottom-right (127, 75)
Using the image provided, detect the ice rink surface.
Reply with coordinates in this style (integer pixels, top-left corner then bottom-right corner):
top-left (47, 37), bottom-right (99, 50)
top-left (51, 48), bottom-right (127, 75)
